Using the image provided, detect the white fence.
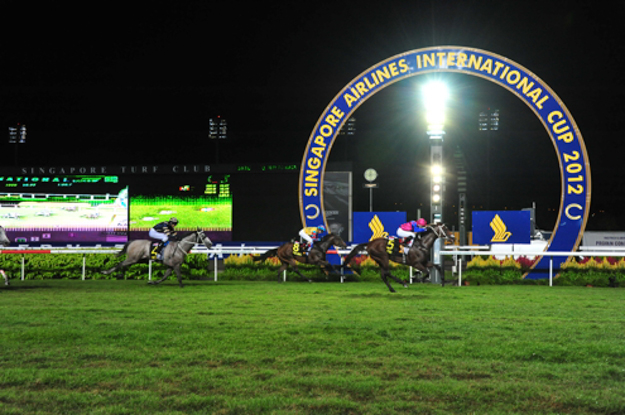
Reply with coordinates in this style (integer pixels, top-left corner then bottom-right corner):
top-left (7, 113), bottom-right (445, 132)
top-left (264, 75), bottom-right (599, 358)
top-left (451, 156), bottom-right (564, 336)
top-left (2, 245), bottom-right (625, 285)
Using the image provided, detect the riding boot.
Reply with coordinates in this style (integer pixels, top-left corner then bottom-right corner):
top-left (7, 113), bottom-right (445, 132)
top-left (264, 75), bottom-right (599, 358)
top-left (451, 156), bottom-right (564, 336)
top-left (153, 241), bottom-right (165, 261)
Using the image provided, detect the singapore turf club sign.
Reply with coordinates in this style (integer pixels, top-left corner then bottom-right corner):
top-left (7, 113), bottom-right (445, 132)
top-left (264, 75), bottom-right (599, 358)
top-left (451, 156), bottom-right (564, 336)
top-left (299, 46), bottom-right (591, 279)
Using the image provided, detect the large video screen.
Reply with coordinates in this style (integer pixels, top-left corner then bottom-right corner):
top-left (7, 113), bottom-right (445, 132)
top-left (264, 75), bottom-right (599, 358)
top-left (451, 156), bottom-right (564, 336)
top-left (0, 175), bottom-right (128, 245)
top-left (0, 173), bottom-right (233, 246)
top-left (127, 174), bottom-right (232, 242)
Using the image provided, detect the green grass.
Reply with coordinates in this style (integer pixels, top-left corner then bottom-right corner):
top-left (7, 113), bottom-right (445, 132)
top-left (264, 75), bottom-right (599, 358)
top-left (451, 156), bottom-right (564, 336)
top-left (1, 281), bottom-right (625, 414)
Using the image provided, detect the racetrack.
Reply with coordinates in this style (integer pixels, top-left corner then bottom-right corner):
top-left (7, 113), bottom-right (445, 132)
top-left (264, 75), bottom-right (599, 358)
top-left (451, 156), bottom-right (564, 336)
top-left (1, 280), bottom-right (624, 414)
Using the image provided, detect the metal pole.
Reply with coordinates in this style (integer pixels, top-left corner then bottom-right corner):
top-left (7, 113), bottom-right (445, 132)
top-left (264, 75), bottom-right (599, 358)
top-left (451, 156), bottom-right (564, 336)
top-left (148, 260), bottom-right (152, 281)
top-left (82, 254), bottom-right (86, 280)
top-left (214, 256), bottom-right (218, 282)
top-left (458, 257), bottom-right (462, 286)
top-left (21, 255), bottom-right (25, 280)
top-left (549, 257), bottom-right (553, 287)
top-left (369, 187), bottom-right (373, 212)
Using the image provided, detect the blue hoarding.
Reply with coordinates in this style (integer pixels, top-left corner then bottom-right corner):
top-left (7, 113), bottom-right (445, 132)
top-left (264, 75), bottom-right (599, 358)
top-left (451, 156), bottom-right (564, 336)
top-left (472, 211), bottom-right (531, 245)
top-left (353, 212), bottom-right (406, 243)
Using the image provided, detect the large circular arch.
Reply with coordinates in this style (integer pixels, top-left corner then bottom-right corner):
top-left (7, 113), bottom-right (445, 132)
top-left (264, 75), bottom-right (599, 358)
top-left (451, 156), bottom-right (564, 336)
top-left (299, 46), bottom-right (590, 279)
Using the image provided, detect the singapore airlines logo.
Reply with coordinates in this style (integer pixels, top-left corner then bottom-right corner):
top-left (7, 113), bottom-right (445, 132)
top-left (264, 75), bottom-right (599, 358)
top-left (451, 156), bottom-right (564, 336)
top-left (368, 215), bottom-right (388, 240)
top-left (490, 214), bottom-right (512, 242)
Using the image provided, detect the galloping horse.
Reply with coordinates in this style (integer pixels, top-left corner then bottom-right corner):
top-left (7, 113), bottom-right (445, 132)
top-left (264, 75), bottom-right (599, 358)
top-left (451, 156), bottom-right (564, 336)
top-left (343, 223), bottom-right (455, 292)
top-left (0, 226), bottom-right (10, 286)
top-left (101, 228), bottom-right (212, 287)
top-left (253, 233), bottom-right (347, 282)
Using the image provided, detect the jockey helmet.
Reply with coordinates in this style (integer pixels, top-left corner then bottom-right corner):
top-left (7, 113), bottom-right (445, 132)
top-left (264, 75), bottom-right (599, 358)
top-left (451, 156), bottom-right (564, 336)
top-left (169, 217), bottom-right (179, 225)
top-left (317, 225), bottom-right (326, 233)
top-left (416, 218), bottom-right (427, 227)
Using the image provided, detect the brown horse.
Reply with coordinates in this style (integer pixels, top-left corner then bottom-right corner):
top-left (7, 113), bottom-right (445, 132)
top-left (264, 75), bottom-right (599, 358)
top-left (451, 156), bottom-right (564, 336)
top-left (253, 233), bottom-right (347, 282)
top-left (101, 228), bottom-right (212, 287)
top-left (343, 223), bottom-right (455, 292)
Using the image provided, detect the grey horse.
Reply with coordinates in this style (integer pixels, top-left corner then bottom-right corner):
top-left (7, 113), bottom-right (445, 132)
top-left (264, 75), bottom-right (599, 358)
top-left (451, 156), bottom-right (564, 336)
top-left (101, 228), bottom-right (212, 287)
top-left (0, 226), bottom-right (10, 286)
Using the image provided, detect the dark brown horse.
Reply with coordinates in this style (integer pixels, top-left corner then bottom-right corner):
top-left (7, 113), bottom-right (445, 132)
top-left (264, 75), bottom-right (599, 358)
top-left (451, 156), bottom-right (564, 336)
top-left (101, 228), bottom-right (212, 287)
top-left (343, 223), bottom-right (455, 292)
top-left (253, 233), bottom-right (347, 282)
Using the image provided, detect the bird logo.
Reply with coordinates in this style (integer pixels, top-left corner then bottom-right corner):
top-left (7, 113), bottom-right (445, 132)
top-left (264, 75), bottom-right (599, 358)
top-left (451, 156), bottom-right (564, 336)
top-left (490, 214), bottom-right (512, 242)
top-left (368, 215), bottom-right (388, 240)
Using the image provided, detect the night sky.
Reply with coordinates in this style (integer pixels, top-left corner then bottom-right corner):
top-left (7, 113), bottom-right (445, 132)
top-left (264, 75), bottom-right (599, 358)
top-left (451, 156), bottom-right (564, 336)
top-left (1, 1), bottom-right (624, 231)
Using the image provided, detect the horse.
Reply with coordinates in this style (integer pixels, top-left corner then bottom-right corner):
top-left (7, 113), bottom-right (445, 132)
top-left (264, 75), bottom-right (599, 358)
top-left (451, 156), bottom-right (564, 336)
top-left (0, 226), bottom-right (10, 286)
top-left (253, 233), bottom-right (347, 282)
top-left (101, 228), bottom-right (212, 287)
top-left (342, 223), bottom-right (455, 292)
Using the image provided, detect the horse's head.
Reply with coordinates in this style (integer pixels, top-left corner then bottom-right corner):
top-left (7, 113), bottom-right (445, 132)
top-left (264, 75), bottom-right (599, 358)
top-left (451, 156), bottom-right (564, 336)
top-left (328, 233), bottom-right (347, 249)
top-left (0, 226), bottom-right (9, 247)
top-left (196, 227), bottom-right (213, 249)
top-left (432, 223), bottom-right (455, 243)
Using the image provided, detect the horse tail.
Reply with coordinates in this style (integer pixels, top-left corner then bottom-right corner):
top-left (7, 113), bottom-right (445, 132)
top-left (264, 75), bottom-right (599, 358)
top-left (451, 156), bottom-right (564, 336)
top-left (253, 248), bottom-right (278, 262)
top-left (117, 242), bottom-right (131, 257)
top-left (342, 243), bottom-right (368, 267)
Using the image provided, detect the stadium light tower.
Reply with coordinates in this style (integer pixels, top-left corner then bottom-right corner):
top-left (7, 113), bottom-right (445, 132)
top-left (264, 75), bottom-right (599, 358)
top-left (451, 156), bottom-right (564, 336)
top-left (423, 81), bottom-right (448, 285)
top-left (423, 81), bottom-right (448, 224)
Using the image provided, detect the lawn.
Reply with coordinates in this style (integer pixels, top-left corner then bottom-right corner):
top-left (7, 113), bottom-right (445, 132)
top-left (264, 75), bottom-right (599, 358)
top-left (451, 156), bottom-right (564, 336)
top-left (1, 280), bottom-right (624, 414)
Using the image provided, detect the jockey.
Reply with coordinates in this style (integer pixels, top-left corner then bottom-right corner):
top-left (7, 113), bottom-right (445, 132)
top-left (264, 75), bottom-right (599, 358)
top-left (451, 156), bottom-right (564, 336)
top-left (149, 217), bottom-right (179, 260)
top-left (396, 218), bottom-right (427, 254)
top-left (299, 224), bottom-right (326, 252)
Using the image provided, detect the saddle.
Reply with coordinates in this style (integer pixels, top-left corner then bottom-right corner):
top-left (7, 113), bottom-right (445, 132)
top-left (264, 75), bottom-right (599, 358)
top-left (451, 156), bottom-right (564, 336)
top-left (385, 238), bottom-right (403, 256)
top-left (292, 241), bottom-right (308, 257)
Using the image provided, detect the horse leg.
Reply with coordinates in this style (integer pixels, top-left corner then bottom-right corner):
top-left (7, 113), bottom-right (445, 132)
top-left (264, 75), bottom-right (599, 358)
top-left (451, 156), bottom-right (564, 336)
top-left (412, 263), bottom-right (430, 283)
top-left (380, 268), bottom-right (396, 293)
top-left (149, 267), bottom-right (173, 285)
top-left (291, 263), bottom-right (312, 282)
top-left (173, 264), bottom-right (184, 288)
top-left (387, 271), bottom-right (408, 288)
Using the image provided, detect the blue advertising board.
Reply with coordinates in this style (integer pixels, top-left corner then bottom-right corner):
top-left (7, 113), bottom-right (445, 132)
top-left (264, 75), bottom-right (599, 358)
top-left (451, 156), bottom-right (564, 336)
top-left (472, 211), bottom-right (531, 245)
top-left (353, 212), bottom-right (406, 243)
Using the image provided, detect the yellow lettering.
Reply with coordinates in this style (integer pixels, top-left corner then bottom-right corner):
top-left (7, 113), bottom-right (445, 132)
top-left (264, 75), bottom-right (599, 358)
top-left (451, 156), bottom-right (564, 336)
top-left (364, 76), bottom-right (376, 89)
top-left (376, 66), bottom-right (391, 82)
top-left (548, 111), bottom-right (563, 123)
top-left (305, 188), bottom-right (318, 197)
top-left (314, 135), bottom-right (327, 147)
top-left (506, 70), bottom-right (521, 85)
top-left (526, 87), bottom-right (542, 103)
top-left (344, 93), bottom-right (358, 108)
top-left (492, 61), bottom-right (504, 76)
top-left (311, 146), bottom-right (325, 158)
top-left (305, 168), bottom-right (319, 182)
top-left (398, 58), bottom-right (409, 73)
top-left (536, 95), bottom-right (549, 109)
top-left (468, 54), bottom-right (483, 70)
top-left (565, 203), bottom-right (583, 220)
top-left (325, 114), bottom-right (340, 127)
top-left (558, 132), bottom-right (574, 143)
top-left (456, 53), bottom-right (468, 67)
top-left (307, 157), bottom-right (321, 170)
top-left (355, 82), bottom-right (368, 96)
top-left (319, 124), bottom-right (333, 137)
top-left (516, 77), bottom-right (535, 95)
top-left (330, 106), bottom-right (345, 119)
top-left (479, 58), bottom-right (493, 74)
top-left (447, 52), bottom-right (456, 67)
top-left (437, 52), bottom-right (446, 66)
top-left (423, 53), bottom-right (436, 67)
top-left (389, 62), bottom-right (399, 76)
top-left (552, 119), bottom-right (570, 134)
